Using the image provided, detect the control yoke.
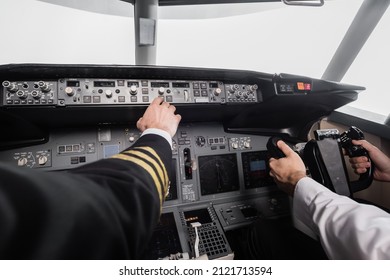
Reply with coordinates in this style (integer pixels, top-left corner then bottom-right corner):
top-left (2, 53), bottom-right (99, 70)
top-left (339, 126), bottom-right (375, 192)
top-left (267, 126), bottom-right (374, 197)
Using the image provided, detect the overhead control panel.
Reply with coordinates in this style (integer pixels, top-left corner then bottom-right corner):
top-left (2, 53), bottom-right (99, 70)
top-left (2, 78), bottom-right (259, 106)
top-left (0, 64), bottom-right (366, 142)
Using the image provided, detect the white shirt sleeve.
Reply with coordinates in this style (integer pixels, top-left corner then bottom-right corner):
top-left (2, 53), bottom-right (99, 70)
top-left (141, 128), bottom-right (172, 149)
top-left (293, 177), bottom-right (390, 259)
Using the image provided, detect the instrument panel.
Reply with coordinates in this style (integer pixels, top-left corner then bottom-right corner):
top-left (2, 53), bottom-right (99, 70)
top-left (0, 122), bottom-right (290, 259)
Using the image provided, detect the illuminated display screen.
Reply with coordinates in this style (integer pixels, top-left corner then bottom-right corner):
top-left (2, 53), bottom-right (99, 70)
top-left (198, 154), bottom-right (239, 195)
top-left (242, 151), bottom-right (276, 189)
top-left (184, 208), bottom-right (212, 226)
top-left (250, 159), bottom-right (266, 173)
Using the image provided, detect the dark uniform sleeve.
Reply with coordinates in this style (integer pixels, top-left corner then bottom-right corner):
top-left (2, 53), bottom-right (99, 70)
top-left (0, 134), bottom-right (172, 259)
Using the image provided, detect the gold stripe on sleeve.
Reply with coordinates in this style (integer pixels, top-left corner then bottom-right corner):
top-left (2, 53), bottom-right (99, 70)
top-left (111, 153), bottom-right (163, 207)
top-left (132, 147), bottom-right (169, 193)
top-left (122, 150), bottom-right (165, 194)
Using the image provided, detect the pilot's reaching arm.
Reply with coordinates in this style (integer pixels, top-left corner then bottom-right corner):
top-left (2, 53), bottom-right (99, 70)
top-left (269, 140), bottom-right (390, 259)
top-left (0, 97), bottom-right (181, 259)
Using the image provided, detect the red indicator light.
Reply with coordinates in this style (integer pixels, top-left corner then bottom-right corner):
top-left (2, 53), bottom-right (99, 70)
top-left (304, 83), bottom-right (311, 90)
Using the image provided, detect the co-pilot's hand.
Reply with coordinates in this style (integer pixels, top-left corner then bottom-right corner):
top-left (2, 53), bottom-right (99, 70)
top-left (269, 140), bottom-right (307, 196)
top-left (137, 97), bottom-right (182, 138)
top-left (350, 140), bottom-right (390, 182)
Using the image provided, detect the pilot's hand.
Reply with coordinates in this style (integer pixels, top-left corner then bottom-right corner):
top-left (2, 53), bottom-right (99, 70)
top-left (349, 140), bottom-right (390, 182)
top-left (137, 97), bottom-right (182, 138)
top-left (269, 140), bottom-right (307, 196)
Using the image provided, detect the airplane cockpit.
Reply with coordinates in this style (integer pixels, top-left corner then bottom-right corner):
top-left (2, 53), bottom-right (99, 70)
top-left (0, 0), bottom-right (389, 260)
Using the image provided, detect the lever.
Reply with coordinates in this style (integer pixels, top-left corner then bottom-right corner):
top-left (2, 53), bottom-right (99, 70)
top-left (266, 137), bottom-right (286, 159)
top-left (184, 148), bottom-right (192, 179)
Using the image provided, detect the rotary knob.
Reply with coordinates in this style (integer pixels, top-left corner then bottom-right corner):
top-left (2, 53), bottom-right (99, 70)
top-left (234, 91), bottom-right (243, 98)
top-left (16, 90), bottom-right (27, 99)
top-left (38, 81), bottom-right (50, 92)
top-left (65, 87), bottom-right (74, 96)
top-left (158, 87), bottom-right (165, 95)
top-left (231, 142), bottom-right (239, 149)
top-left (2, 80), bottom-right (18, 92)
top-left (214, 88), bottom-right (222, 96)
top-left (18, 157), bottom-right (28, 167)
top-left (38, 155), bottom-right (48, 165)
top-left (31, 90), bottom-right (42, 99)
top-left (105, 90), bottom-right (113, 98)
top-left (249, 84), bottom-right (258, 92)
top-left (129, 85), bottom-right (137, 95)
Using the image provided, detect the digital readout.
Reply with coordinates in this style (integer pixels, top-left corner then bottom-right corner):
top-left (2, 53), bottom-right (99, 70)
top-left (151, 82), bottom-right (169, 88)
top-left (66, 81), bottom-right (80, 87)
top-left (127, 81), bottom-right (139, 87)
top-left (94, 81), bottom-right (115, 87)
top-left (172, 82), bottom-right (190, 88)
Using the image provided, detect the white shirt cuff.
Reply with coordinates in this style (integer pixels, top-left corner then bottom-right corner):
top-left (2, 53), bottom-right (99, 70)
top-left (141, 128), bottom-right (173, 149)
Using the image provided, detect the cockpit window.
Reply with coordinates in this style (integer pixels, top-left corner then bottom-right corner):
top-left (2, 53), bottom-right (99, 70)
top-left (157, 0), bottom-right (362, 78)
top-left (342, 5), bottom-right (389, 117)
top-left (0, 0), bottom-right (387, 117)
